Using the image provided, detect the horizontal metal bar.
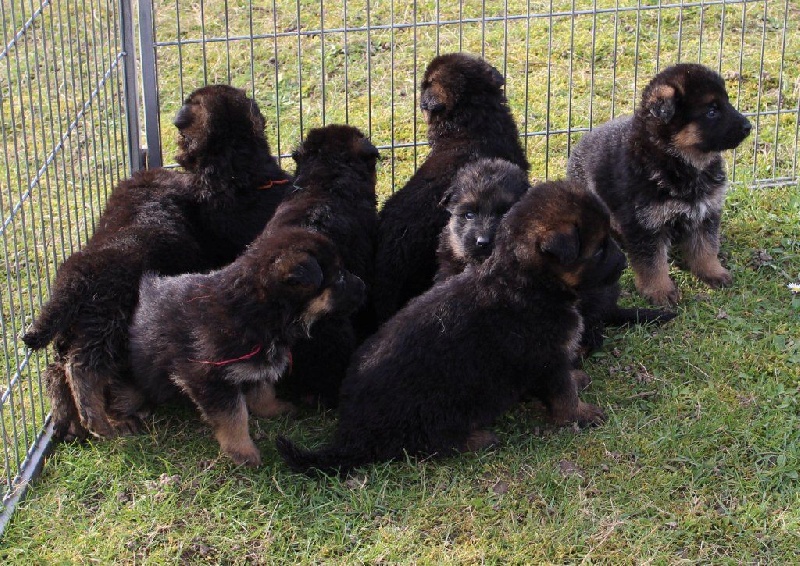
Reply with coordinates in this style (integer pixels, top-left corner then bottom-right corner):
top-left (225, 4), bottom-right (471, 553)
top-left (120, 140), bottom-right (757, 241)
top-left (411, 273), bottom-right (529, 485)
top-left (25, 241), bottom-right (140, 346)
top-left (1, 53), bottom-right (125, 236)
top-left (151, 0), bottom-right (755, 48)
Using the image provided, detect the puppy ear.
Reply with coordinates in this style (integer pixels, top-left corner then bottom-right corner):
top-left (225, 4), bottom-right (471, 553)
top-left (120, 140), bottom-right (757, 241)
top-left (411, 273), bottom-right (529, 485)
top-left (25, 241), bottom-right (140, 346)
top-left (540, 227), bottom-right (580, 265)
top-left (285, 256), bottom-right (324, 289)
top-left (291, 147), bottom-right (304, 165)
top-left (486, 65), bottom-right (505, 89)
top-left (439, 184), bottom-right (458, 210)
top-left (647, 85), bottom-right (677, 123)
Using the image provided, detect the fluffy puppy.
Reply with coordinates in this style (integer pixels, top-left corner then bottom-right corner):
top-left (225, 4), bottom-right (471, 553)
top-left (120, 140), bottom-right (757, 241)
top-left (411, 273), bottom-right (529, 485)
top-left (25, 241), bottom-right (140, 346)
top-left (277, 181), bottom-right (620, 476)
top-left (567, 63), bottom-right (752, 306)
top-left (23, 84), bottom-right (292, 441)
top-left (372, 53), bottom-right (529, 323)
top-left (173, 84), bottom-right (293, 266)
top-left (267, 124), bottom-right (380, 406)
top-left (437, 158), bottom-right (675, 356)
top-left (127, 228), bottom-right (365, 467)
top-left (434, 158), bottom-right (530, 283)
top-left (22, 170), bottom-right (207, 440)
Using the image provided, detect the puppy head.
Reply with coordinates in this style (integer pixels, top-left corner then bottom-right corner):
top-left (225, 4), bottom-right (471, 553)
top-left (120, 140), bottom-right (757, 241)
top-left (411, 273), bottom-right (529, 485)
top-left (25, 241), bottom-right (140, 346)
top-left (245, 228), bottom-right (365, 334)
top-left (495, 181), bottom-right (626, 291)
top-left (291, 124), bottom-right (380, 196)
top-left (441, 158), bottom-right (530, 263)
top-left (419, 53), bottom-right (506, 125)
top-left (174, 85), bottom-right (269, 172)
top-left (639, 64), bottom-right (752, 168)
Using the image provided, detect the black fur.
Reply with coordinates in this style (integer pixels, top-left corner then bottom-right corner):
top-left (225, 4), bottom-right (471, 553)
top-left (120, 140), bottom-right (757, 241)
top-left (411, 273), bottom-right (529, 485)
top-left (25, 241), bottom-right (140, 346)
top-left (567, 64), bottom-right (751, 306)
top-left (372, 53), bottom-right (529, 322)
top-left (277, 181), bottom-right (620, 477)
top-left (127, 228), bottom-right (365, 467)
top-left (268, 124), bottom-right (380, 407)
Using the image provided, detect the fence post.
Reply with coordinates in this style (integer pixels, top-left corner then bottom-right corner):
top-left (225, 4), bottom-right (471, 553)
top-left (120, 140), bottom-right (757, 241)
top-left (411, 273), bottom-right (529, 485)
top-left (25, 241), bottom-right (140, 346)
top-left (137, 0), bottom-right (163, 169)
top-left (119, 0), bottom-right (144, 173)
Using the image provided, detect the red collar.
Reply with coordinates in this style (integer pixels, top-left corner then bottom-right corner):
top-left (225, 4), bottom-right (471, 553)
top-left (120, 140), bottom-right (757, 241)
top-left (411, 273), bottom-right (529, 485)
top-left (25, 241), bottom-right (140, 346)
top-left (257, 179), bottom-right (290, 190)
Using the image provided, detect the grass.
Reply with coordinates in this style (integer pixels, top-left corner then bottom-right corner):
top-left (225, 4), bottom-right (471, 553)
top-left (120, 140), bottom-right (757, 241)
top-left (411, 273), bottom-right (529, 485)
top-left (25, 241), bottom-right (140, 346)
top-left (1, 0), bottom-right (799, 562)
top-left (1, 180), bottom-right (799, 562)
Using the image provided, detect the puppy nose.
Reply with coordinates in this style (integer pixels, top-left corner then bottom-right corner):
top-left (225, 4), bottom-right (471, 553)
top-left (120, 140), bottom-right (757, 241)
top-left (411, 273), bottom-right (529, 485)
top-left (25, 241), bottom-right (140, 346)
top-left (476, 236), bottom-right (491, 248)
top-left (741, 119), bottom-right (752, 136)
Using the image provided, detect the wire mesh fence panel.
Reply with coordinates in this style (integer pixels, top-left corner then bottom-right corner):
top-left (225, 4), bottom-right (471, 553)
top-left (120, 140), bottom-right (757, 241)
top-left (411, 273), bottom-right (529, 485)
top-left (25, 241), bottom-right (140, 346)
top-left (0, 0), bottom-right (135, 527)
top-left (0, 0), bottom-right (798, 534)
top-left (140, 0), bottom-right (799, 201)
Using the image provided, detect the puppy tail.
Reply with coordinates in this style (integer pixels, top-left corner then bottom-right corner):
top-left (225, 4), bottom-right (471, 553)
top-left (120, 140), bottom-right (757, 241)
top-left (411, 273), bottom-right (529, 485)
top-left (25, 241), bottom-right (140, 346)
top-left (22, 291), bottom-right (81, 350)
top-left (604, 306), bottom-right (677, 327)
top-left (275, 436), bottom-right (366, 477)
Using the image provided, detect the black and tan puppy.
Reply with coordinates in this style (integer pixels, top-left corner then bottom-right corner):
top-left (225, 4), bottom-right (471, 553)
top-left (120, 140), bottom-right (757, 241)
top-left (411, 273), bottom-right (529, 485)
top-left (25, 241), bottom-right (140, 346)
top-left (277, 181), bottom-right (619, 476)
top-left (173, 84), bottom-right (293, 265)
top-left (126, 228), bottom-right (365, 467)
top-left (372, 53), bottom-right (529, 323)
top-left (437, 158), bottom-right (675, 356)
top-left (22, 171), bottom-right (207, 440)
top-left (267, 124), bottom-right (380, 406)
top-left (434, 158), bottom-right (530, 283)
top-left (567, 63), bottom-right (752, 306)
top-left (23, 84), bottom-right (292, 440)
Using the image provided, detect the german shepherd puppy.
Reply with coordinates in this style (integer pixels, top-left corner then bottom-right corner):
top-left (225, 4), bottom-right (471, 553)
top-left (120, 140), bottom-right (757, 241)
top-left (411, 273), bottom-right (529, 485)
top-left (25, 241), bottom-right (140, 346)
top-left (372, 53), bottom-right (529, 323)
top-left (172, 84), bottom-right (293, 266)
top-left (126, 228), bottom-right (365, 467)
top-left (567, 64), bottom-right (752, 306)
top-left (277, 181), bottom-right (619, 476)
top-left (268, 124), bottom-right (380, 406)
top-left (436, 158), bottom-right (674, 356)
top-left (23, 84), bottom-right (292, 440)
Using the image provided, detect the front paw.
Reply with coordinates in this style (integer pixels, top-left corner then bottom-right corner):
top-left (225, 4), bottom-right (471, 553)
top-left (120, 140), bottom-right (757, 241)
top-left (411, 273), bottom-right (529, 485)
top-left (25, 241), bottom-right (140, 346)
top-left (697, 267), bottom-right (732, 289)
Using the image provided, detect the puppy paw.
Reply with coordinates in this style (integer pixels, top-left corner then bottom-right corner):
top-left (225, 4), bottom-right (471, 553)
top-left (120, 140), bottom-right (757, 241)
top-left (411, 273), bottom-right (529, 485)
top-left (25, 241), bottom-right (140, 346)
top-left (697, 267), bottom-right (732, 289)
top-left (109, 415), bottom-right (144, 436)
top-left (82, 412), bottom-right (121, 439)
top-left (462, 429), bottom-right (500, 452)
top-left (225, 442), bottom-right (262, 468)
top-left (52, 416), bottom-right (90, 443)
top-left (640, 279), bottom-right (681, 307)
top-left (575, 401), bottom-right (606, 428)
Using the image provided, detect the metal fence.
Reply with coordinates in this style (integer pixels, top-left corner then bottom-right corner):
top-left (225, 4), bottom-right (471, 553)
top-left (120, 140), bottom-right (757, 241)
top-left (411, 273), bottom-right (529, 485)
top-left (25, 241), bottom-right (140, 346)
top-left (1, 0), bottom-right (797, 534)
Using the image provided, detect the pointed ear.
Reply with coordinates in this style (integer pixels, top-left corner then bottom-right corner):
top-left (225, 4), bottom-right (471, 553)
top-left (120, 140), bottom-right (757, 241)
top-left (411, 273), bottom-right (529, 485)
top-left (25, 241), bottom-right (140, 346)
top-left (486, 65), bottom-right (505, 88)
top-left (647, 84), bottom-right (677, 123)
top-left (540, 227), bottom-right (580, 265)
top-left (439, 184), bottom-right (458, 210)
top-left (284, 256), bottom-right (324, 289)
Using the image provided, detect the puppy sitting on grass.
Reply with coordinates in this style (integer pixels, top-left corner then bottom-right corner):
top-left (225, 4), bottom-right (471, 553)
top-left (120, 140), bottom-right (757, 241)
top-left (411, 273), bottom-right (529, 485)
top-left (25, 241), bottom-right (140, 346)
top-left (567, 63), bottom-right (752, 306)
top-left (125, 228), bottom-right (365, 467)
top-left (277, 181), bottom-right (620, 477)
top-left (438, 158), bottom-right (675, 356)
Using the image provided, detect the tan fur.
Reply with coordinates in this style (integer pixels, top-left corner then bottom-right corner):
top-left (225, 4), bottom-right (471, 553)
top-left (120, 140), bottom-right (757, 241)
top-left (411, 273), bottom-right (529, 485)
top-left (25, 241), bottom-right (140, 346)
top-left (631, 241), bottom-right (680, 306)
top-left (208, 398), bottom-right (261, 467)
top-left (245, 381), bottom-right (296, 419)
top-left (680, 231), bottom-right (732, 288)
top-left (672, 124), bottom-right (720, 169)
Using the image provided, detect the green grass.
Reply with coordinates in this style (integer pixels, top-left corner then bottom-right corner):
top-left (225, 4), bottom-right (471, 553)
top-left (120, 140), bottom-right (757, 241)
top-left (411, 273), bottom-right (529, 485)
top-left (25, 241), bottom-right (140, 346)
top-left (2, 0), bottom-right (799, 562)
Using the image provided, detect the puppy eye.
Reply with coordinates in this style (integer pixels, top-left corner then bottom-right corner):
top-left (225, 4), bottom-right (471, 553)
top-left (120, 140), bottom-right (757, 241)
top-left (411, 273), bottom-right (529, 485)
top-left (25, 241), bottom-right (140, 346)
top-left (464, 211), bottom-right (476, 220)
top-left (706, 104), bottom-right (719, 119)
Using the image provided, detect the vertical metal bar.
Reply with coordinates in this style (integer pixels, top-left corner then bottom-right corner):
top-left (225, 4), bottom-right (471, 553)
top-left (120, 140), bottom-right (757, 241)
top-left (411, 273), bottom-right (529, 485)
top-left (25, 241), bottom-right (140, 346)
top-left (698, 0), bottom-right (705, 63)
top-left (632, 0), bottom-right (642, 112)
top-left (566, 0), bottom-right (576, 157)
top-left (588, 0), bottom-right (597, 129)
top-left (545, 0), bottom-right (553, 179)
top-left (248, 0), bottom-right (255, 97)
top-left (732, 0), bottom-right (748, 182)
top-left (751, 0), bottom-right (768, 182)
top-left (320, 0), bottom-right (326, 126)
top-left (343, 0), bottom-right (350, 123)
top-left (138, 0), bottom-right (162, 168)
top-left (717, 0), bottom-right (726, 73)
top-left (366, 0), bottom-right (372, 137)
top-left (224, 0), bottom-right (231, 84)
top-left (523, 0), bottom-right (531, 153)
top-left (676, 0), bottom-right (684, 62)
top-left (611, 0), bottom-right (619, 119)
top-left (271, 0), bottom-right (282, 158)
top-left (175, 0), bottom-right (185, 98)
top-left (200, 0), bottom-right (208, 83)
top-left (770, 0), bottom-right (788, 180)
top-left (295, 0), bottom-right (304, 141)
top-left (412, 0), bottom-right (418, 169)
top-left (389, 0), bottom-right (396, 191)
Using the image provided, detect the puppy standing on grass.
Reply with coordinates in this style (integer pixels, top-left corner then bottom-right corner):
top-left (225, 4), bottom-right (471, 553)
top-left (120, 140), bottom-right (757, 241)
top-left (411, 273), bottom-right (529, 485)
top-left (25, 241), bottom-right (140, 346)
top-left (125, 228), bottom-right (365, 467)
top-left (438, 158), bottom-right (675, 356)
top-left (22, 84), bottom-right (293, 441)
top-left (567, 63), bottom-right (752, 306)
top-left (266, 124), bottom-right (381, 406)
top-left (277, 181), bottom-right (620, 477)
top-left (372, 52), bottom-right (529, 323)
